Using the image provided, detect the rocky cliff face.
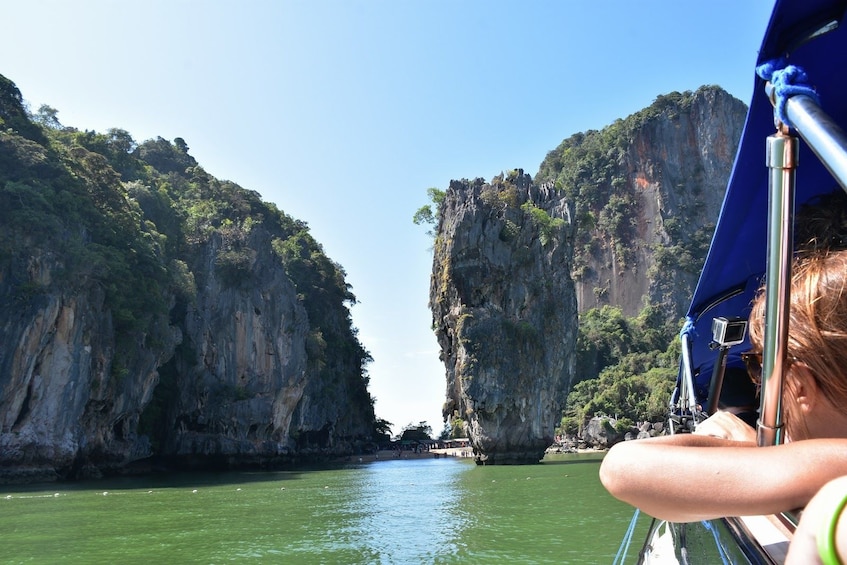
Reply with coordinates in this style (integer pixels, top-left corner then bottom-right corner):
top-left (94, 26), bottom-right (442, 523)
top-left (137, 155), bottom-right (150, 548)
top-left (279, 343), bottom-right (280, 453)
top-left (157, 228), bottom-right (312, 465)
top-left (536, 86), bottom-right (747, 318)
top-left (432, 172), bottom-right (577, 464)
top-left (157, 227), bottom-right (374, 467)
top-left (0, 75), bottom-right (375, 482)
top-left (431, 86), bottom-right (746, 463)
top-left (0, 253), bottom-right (178, 481)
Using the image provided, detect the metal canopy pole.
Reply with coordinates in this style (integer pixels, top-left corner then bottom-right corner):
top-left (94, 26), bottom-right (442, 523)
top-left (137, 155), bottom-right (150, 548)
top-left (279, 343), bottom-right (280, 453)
top-left (680, 333), bottom-right (698, 420)
top-left (766, 84), bottom-right (847, 194)
top-left (756, 83), bottom-right (847, 445)
top-left (758, 130), bottom-right (797, 447)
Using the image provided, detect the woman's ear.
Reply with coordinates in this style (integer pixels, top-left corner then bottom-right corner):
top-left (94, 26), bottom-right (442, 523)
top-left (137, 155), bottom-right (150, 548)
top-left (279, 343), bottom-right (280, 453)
top-left (789, 362), bottom-right (819, 413)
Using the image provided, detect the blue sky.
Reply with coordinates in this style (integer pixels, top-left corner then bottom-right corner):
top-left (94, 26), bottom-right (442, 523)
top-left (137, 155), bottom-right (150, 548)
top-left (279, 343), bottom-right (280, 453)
top-left (3, 1), bottom-right (775, 435)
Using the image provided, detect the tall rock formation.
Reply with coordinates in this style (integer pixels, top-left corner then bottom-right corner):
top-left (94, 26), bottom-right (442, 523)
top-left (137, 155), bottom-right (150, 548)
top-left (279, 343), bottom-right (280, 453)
top-left (0, 74), bottom-right (375, 482)
top-left (536, 86), bottom-right (747, 318)
top-left (431, 171), bottom-right (577, 464)
top-left (431, 86), bottom-right (746, 463)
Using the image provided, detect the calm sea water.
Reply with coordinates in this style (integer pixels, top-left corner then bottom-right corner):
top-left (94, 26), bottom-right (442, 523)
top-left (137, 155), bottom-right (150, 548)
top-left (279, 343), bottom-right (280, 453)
top-left (0, 453), bottom-right (650, 564)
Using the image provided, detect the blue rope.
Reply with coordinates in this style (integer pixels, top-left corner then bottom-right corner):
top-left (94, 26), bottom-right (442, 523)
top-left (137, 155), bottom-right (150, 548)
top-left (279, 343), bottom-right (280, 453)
top-left (612, 508), bottom-right (641, 565)
top-left (679, 316), bottom-right (696, 339)
top-left (755, 57), bottom-right (821, 129)
top-left (700, 520), bottom-right (732, 565)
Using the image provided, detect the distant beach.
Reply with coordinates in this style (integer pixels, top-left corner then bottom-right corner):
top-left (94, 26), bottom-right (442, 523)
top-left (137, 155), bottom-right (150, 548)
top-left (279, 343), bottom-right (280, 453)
top-left (346, 447), bottom-right (473, 463)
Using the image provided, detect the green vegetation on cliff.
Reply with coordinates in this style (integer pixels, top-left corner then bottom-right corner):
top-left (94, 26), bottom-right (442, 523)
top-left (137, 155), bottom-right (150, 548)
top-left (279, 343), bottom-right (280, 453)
top-left (560, 304), bottom-right (679, 434)
top-left (542, 88), bottom-right (743, 430)
top-left (412, 187), bottom-right (445, 236)
top-left (0, 74), bottom-right (376, 449)
top-left (536, 86), bottom-right (732, 310)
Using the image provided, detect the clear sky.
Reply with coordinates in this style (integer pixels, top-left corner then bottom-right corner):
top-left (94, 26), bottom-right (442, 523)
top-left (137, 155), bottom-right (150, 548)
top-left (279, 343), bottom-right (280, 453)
top-left (3, 1), bottom-right (775, 436)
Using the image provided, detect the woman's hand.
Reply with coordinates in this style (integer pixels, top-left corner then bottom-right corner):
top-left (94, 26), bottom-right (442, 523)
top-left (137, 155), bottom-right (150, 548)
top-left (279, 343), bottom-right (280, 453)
top-left (693, 411), bottom-right (757, 443)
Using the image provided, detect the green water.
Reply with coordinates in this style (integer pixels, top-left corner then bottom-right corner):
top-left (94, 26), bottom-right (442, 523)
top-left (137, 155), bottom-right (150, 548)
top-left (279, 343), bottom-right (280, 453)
top-left (0, 453), bottom-right (649, 564)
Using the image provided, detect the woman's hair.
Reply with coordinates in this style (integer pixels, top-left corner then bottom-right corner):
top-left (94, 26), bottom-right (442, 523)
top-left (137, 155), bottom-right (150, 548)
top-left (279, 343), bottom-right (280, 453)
top-left (793, 190), bottom-right (847, 255)
top-left (748, 190), bottom-right (847, 437)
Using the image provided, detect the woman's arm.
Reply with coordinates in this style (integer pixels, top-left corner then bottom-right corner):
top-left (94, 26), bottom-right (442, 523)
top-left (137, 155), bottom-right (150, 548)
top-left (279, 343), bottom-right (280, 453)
top-left (599, 434), bottom-right (847, 522)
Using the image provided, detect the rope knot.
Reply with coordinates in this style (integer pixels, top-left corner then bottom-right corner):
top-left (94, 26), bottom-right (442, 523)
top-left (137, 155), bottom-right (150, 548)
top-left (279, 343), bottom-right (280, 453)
top-left (755, 57), bottom-right (820, 129)
top-left (679, 316), bottom-right (697, 339)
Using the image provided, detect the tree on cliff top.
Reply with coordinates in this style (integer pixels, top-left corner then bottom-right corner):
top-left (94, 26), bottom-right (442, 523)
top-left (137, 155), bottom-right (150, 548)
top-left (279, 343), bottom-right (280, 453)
top-left (412, 187), bottom-right (445, 237)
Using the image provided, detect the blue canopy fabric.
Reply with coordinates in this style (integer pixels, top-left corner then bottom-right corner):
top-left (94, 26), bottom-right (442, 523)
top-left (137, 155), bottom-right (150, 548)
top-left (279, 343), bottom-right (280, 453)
top-left (683, 0), bottom-right (847, 387)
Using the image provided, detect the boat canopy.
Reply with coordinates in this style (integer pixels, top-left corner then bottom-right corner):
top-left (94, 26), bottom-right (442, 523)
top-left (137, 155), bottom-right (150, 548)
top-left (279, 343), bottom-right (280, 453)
top-left (681, 0), bottom-right (847, 408)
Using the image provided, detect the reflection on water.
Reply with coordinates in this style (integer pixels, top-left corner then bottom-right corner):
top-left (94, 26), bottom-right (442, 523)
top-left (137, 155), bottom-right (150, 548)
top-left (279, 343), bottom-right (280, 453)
top-left (279, 458), bottom-right (472, 563)
top-left (0, 453), bottom-right (639, 564)
top-left (340, 458), bottom-right (471, 563)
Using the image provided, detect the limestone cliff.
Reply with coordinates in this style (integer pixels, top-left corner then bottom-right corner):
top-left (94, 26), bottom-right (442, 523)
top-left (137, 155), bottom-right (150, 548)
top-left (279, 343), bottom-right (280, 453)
top-left (155, 226), bottom-right (374, 467)
top-left (536, 86), bottom-right (747, 318)
top-left (431, 86), bottom-right (746, 463)
top-left (0, 75), bottom-right (375, 482)
top-left (432, 172), bottom-right (577, 464)
top-left (0, 255), bottom-right (178, 480)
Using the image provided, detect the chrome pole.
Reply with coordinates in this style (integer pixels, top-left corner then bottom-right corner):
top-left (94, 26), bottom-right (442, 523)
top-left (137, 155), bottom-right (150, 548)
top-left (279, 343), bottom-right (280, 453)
top-left (680, 333), bottom-right (697, 411)
top-left (766, 84), bottom-right (847, 193)
top-left (758, 131), bottom-right (797, 447)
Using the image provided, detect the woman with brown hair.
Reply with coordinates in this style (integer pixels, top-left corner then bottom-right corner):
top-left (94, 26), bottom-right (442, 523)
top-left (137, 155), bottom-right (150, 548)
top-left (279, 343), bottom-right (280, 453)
top-left (600, 190), bottom-right (847, 523)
